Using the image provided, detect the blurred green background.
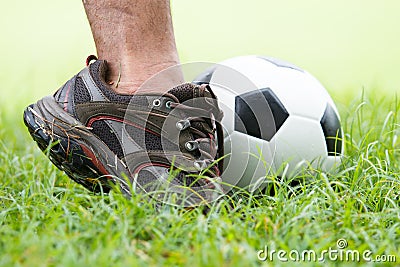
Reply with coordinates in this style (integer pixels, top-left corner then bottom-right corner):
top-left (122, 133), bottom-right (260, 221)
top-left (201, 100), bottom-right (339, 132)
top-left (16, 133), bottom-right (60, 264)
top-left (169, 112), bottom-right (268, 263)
top-left (1, 0), bottom-right (399, 111)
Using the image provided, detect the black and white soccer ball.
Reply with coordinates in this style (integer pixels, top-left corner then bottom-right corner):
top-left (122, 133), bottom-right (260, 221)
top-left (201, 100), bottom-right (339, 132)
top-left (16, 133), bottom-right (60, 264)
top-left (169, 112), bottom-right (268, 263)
top-left (193, 55), bottom-right (344, 191)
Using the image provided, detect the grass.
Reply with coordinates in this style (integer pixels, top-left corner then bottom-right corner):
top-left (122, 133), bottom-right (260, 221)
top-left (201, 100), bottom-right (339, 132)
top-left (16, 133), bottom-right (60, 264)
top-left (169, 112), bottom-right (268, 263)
top-left (0, 89), bottom-right (399, 267)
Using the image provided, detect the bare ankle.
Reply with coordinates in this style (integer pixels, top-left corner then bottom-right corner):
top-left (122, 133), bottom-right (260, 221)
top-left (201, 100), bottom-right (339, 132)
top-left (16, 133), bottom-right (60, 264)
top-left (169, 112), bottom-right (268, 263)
top-left (104, 59), bottom-right (184, 95)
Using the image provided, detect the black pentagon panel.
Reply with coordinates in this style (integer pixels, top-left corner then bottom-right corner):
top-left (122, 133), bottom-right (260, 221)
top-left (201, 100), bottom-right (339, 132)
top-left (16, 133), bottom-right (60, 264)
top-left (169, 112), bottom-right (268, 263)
top-left (235, 88), bottom-right (289, 141)
top-left (192, 66), bottom-right (216, 85)
top-left (320, 104), bottom-right (343, 156)
top-left (261, 89), bottom-right (290, 132)
top-left (234, 93), bottom-right (263, 140)
top-left (257, 56), bottom-right (304, 72)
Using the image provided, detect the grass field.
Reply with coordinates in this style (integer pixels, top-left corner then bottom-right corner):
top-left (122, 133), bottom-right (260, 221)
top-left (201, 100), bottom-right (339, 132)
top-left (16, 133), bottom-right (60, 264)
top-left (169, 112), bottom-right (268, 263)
top-left (0, 89), bottom-right (399, 266)
top-left (1, 1), bottom-right (400, 266)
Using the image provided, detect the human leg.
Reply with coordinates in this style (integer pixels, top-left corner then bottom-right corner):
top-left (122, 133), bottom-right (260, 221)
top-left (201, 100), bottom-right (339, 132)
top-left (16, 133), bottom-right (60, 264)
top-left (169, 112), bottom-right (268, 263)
top-left (83, 0), bottom-right (183, 94)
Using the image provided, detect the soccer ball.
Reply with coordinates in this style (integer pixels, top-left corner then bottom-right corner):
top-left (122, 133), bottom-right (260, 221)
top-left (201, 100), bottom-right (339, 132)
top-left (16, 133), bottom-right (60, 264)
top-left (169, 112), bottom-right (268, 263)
top-left (193, 55), bottom-right (344, 191)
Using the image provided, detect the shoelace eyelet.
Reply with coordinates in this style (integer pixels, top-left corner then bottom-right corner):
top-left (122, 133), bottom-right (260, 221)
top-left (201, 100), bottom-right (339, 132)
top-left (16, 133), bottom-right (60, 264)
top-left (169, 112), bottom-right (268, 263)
top-left (165, 101), bottom-right (173, 109)
top-left (176, 119), bottom-right (191, 131)
top-left (185, 141), bottom-right (198, 151)
top-left (152, 99), bottom-right (161, 107)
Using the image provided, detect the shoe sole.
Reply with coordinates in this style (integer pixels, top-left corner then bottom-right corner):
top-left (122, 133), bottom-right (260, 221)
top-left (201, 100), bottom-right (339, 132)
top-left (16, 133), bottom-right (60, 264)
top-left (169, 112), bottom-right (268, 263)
top-left (23, 96), bottom-right (131, 195)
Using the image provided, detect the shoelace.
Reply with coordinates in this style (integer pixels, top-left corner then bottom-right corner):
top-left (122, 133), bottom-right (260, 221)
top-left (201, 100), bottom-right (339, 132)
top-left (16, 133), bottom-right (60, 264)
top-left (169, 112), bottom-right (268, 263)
top-left (167, 85), bottom-right (224, 178)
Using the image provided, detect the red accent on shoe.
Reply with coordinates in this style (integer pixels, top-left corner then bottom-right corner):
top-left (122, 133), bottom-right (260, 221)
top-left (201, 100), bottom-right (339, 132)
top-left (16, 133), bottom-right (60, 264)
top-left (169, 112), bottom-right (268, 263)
top-left (86, 55), bottom-right (98, 66)
top-left (79, 143), bottom-right (112, 179)
top-left (133, 162), bottom-right (170, 174)
top-left (86, 115), bottom-right (161, 136)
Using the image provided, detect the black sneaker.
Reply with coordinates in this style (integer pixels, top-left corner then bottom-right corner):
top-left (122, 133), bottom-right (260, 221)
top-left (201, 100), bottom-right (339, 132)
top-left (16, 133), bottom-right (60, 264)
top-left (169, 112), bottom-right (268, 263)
top-left (23, 57), bottom-right (224, 206)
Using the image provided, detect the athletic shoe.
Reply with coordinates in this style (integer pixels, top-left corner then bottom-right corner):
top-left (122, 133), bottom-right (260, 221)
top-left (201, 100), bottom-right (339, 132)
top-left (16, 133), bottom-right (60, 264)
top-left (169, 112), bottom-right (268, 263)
top-left (23, 57), bottom-right (224, 206)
